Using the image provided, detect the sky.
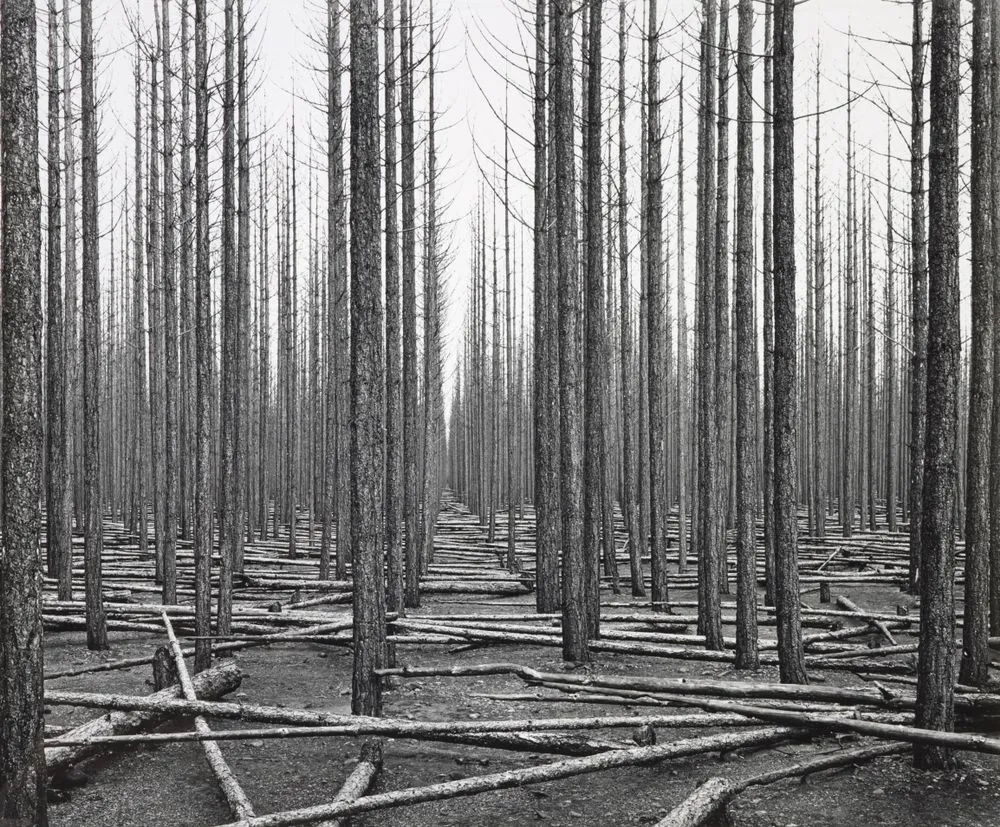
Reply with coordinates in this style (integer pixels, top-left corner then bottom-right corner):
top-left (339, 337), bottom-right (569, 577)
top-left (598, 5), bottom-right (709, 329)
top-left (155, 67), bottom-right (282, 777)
top-left (55, 0), bottom-right (965, 405)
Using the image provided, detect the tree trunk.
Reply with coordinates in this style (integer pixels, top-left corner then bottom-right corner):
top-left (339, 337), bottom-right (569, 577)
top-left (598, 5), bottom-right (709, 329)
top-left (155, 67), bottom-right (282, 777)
top-left (81, 0), bottom-right (108, 652)
top-left (401, 0), bottom-right (420, 609)
top-left (0, 0), bottom-right (48, 817)
top-left (761, 0), bottom-right (775, 606)
top-left (193, 0), bottom-right (213, 674)
top-left (646, 0), bottom-right (668, 609)
top-left (533, 0), bottom-right (559, 613)
top-left (161, 0), bottom-right (179, 606)
top-left (733, 0), bottom-right (758, 671)
top-left (384, 0), bottom-right (403, 615)
top-left (46, 0), bottom-right (71, 602)
top-left (697, 0), bottom-right (721, 647)
top-left (961, 0), bottom-right (993, 689)
top-left (771, 0), bottom-right (806, 684)
top-left (349, 0), bottom-right (388, 715)
top-left (618, 0), bottom-right (643, 598)
top-left (554, 0), bottom-right (588, 664)
top-left (583, 0), bottom-right (606, 637)
top-left (916, 0), bottom-right (961, 770)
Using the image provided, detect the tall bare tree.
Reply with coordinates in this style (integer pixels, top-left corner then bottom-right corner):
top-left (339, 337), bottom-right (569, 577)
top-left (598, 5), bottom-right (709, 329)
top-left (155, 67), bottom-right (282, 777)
top-left (350, 0), bottom-right (388, 715)
top-left (385, 0), bottom-right (404, 614)
top-left (961, 0), bottom-right (993, 688)
top-left (46, 0), bottom-right (72, 602)
top-left (533, 0), bottom-right (559, 612)
top-left (0, 0), bottom-right (48, 817)
top-left (646, 0), bottom-right (668, 608)
top-left (771, 0), bottom-right (806, 684)
top-left (734, 0), bottom-right (758, 670)
top-left (81, 0), bottom-right (107, 652)
top-left (193, 0), bottom-right (213, 673)
top-left (554, 0), bottom-right (587, 663)
top-left (916, 0), bottom-right (961, 770)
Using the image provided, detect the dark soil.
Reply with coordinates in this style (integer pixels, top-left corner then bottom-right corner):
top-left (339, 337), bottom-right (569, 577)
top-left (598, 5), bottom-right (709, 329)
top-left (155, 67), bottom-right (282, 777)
top-left (44, 582), bottom-right (1000, 827)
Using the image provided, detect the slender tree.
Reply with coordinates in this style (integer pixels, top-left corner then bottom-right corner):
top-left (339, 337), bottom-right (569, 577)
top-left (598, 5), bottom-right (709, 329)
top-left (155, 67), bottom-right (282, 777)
top-left (46, 0), bottom-right (71, 602)
top-left (618, 0), bottom-right (642, 597)
top-left (761, 0), bottom-right (775, 604)
top-left (161, 0), bottom-right (179, 605)
top-left (554, 0), bottom-right (588, 663)
top-left (80, 0), bottom-right (107, 652)
top-left (646, 0), bottom-right (669, 608)
top-left (385, 0), bottom-right (404, 614)
top-left (193, 0), bottom-right (213, 673)
top-left (350, 0), bottom-right (388, 715)
top-left (961, 0), bottom-right (993, 689)
top-left (401, 0), bottom-right (420, 608)
top-left (734, 0), bottom-right (758, 670)
top-left (916, 0), bottom-right (961, 770)
top-left (533, 0), bottom-right (559, 613)
top-left (771, 0), bottom-right (806, 684)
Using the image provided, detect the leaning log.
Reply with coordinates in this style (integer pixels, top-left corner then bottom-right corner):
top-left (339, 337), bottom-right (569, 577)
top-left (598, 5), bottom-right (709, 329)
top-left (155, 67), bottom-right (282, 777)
top-left (45, 660), bottom-right (243, 774)
top-left (163, 611), bottom-right (255, 820)
top-left (319, 740), bottom-right (383, 827)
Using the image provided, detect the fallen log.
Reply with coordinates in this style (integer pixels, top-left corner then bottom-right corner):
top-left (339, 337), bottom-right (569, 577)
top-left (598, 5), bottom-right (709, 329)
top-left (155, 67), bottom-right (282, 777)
top-left (42, 700), bottom-right (766, 743)
top-left (163, 612), bottom-right (255, 820)
top-left (320, 740), bottom-right (383, 827)
top-left (45, 620), bottom-right (354, 680)
top-left (45, 660), bottom-right (243, 774)
top-left (834, 596), bottom-right (899, 645)
top-left (434, 731), bottom-right (630, 756)
top-left (212, 727), bottom-right (805, 827)
top-left (377, 662), bottom-right (1000, 713)
top-left (654, 742), bottom-right (909, 827)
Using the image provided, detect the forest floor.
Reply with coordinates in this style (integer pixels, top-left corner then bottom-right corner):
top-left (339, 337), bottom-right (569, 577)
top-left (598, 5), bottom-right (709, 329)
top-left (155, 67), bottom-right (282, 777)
top-left (44, 575), bottom-right (1000, 827)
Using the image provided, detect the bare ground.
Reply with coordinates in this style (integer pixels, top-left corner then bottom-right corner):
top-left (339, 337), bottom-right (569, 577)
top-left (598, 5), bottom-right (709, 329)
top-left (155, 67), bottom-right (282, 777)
top-left (43, 581), bottom-right (1000, 827)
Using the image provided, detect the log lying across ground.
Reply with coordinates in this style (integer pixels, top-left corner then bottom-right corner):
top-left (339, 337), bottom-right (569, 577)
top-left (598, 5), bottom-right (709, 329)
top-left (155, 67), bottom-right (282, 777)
top-left (45, 660), bottom-right (243, 774)
top-left (377, 662), bottom-right (1000, 714)
top-left (41, 701), bottom-right (770, 748)
top-left (319, 740), bottom-right (383, 827)
top-left (654, 742), bottom-right (910, 827)
top-left (45, 619), bottom-right (354, 680)
top-left (162, 612), bottom-right (255, 820)
top-left (212, 727), bottom-right (805, 827)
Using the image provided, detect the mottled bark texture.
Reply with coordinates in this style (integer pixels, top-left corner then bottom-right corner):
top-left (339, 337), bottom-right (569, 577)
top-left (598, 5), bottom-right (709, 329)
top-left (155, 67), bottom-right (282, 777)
top-left (771, 0), bottom-right (807, 684)
top-left (1, 0), bottom-right (49, 819)
top-left (916, 0), bottom-right (961, 771)
top-left (350, 0), bottom-right (388, 715)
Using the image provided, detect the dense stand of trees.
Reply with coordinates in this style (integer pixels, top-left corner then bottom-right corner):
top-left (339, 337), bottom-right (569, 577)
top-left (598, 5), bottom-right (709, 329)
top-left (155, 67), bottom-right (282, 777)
top-left (2, 0), bottom-right (1000, 816)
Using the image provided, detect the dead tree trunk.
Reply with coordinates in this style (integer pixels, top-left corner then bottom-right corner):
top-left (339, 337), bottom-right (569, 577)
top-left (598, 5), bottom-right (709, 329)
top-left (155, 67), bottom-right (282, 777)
top-left (81, 0), bottom-right (108, 652)
top-left (533, 0), bottom-right (559, 613)
top-left (0, 0), bottom-right (48, 816)
top-left (554, 0), bottom-right (588, 663)
top-left (401, 0), bottom-right (420, 608)
top-left (384, 0), bottom-right (404, 615)
top-left (761, 0), bottom-right (775, 605)
top-left (618, 0), bottom-right (643, 597)
top-left (46, 0), bottom-right (72, 602)
top-left (734, 0), bottom-right (758, 670)
top-left (193, 0), bottom-right (213, 674)
top-left (161, 0), bottom-right (179, 606)
top-left (646, 0), bottom-right (669, 609)
top-left (349, 0), bottom-right (388, 715)
top-left (771, 0), bottom-right (806, 684)
top-left (961, 0), bottom-right (993, 688)
top-left (916, 0), bottom-right (961, 770)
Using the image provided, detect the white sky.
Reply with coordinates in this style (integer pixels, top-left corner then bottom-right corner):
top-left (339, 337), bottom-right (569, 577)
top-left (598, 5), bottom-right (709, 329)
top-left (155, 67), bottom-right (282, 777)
top-left (51, 0), bottom-right (969, 403)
